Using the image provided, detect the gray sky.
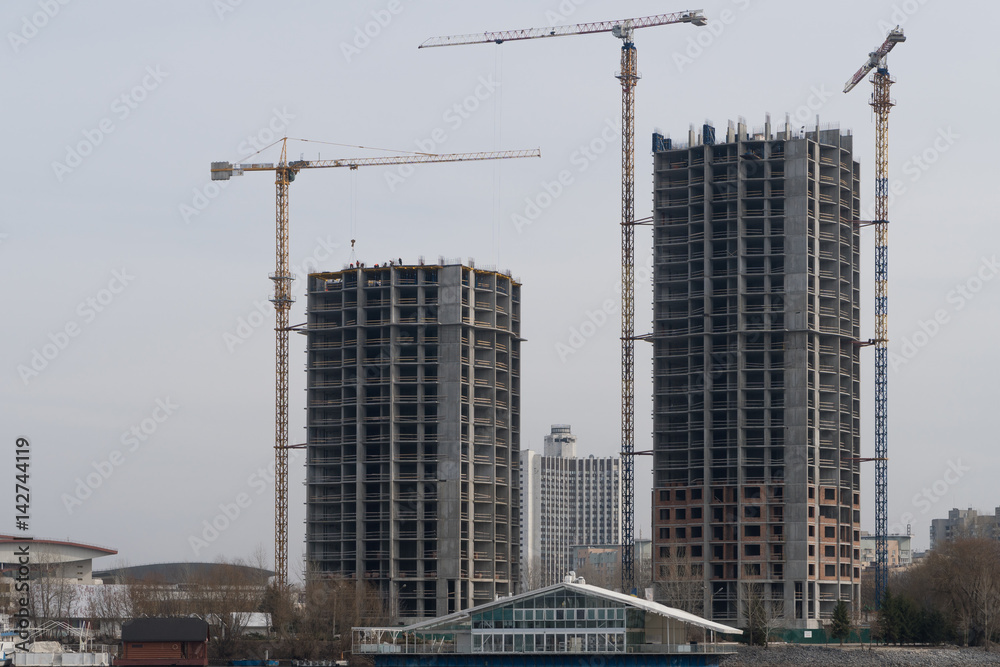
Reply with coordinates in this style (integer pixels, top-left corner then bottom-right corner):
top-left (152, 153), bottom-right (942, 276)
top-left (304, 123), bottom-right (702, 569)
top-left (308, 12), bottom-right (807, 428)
top-left (3, 0), bottom-right (996, 577)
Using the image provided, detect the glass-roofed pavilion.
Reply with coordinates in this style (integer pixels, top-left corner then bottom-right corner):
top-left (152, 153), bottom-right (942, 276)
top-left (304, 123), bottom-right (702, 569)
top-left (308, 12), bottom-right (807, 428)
top-left (354, 581), bottom-right (741, 666)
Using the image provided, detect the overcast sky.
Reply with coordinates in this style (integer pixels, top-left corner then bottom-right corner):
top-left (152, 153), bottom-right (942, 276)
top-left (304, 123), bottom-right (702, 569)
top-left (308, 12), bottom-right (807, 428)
top-left (3, 1), bottom-right (997, 578)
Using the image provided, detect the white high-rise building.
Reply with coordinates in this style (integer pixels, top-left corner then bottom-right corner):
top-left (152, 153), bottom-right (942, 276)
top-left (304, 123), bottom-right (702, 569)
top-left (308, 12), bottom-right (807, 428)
top-left (519, 425), bottom-right (621, 589)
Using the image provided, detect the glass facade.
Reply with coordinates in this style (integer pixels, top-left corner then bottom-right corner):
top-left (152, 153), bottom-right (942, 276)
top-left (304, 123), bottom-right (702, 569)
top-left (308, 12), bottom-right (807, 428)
top-left (468, 590), bottom-right (641, 652)
top-left (353, 583), bottom-right (741, 657)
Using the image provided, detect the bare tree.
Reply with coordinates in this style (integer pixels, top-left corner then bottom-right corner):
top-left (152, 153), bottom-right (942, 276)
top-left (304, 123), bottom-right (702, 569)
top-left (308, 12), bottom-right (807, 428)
top-left (186, 558), bottom-right (268, 658)
top-left (125, 571), bottom-right (187, 618)
top-left (922, 538), bottom-right (1000, 649)
top-left (83, 580), bottom-right (133, 638)
top-left (634, 548), bottom-right (654, 596)
top-left (28, 554), bottom-right (78, 621)
top-left (260, 582), bottom-right (295, 639)
top-left (655, 549), bottom-right (704, 617)
top-left (764, 602), bottom-right (784, 644)
top-left (518, 557), bottom-right (545, 593)
top-left (740, 575), bottom-right (784, 647)
top-left (575, 560), bottom-right (617, 591)
top-left (285, 574), bottom-right (390, 659)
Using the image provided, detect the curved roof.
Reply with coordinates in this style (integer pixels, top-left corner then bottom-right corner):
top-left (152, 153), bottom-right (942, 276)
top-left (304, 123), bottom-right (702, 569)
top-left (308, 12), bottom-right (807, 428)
top-left (94, 562), bottom-right (273, 585)
top-left (0, 535), bottom-right (117, 563)
top-left (399, 581), bottom-right (742, 635)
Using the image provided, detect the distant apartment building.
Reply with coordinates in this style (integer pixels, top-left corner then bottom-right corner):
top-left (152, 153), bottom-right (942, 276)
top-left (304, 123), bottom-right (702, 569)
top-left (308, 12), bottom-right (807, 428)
top-left (651, 119), bottom-right (862, 629)
top-left (571, 539), bottom-right (652, 590)
top-left (520, 425), bottom-right (621, 588)
top-left (859, 532), bottom-right (912, 569)
top-left (929, 507), bottom-right (1000, 549)
top-left (305, 261), bottom-right (521, 621)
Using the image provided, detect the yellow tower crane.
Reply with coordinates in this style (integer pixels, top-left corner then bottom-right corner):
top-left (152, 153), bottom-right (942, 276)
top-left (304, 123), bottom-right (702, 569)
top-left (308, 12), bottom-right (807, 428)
top-left (211, 140), bottom-right (540, 588)
top-left (421, 10), bottom-right (706, 593)
top-left (843, 26), bottom-right (905, 610)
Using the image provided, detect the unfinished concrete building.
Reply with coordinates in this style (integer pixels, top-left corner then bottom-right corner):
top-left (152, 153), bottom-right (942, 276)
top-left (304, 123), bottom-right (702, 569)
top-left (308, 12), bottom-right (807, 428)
top-left (650, 118), bottom-right (862, 629)
top-left (305, 261), bottom-right (520, 621)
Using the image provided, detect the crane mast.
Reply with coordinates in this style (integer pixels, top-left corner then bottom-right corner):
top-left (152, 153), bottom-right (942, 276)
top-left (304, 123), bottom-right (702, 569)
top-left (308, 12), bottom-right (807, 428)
top-left (212, 142), bottom-right (540, 589)
top-left (272, 143), bottom-right (293, 588)
top-left (843, 27), bottom-right (904, 610)
top-left (872, 70), bottom-right (891, 612)
top-left (617, 24), bottom-right (638, 594)
top-left (422, 10), bottom-right (705, 596)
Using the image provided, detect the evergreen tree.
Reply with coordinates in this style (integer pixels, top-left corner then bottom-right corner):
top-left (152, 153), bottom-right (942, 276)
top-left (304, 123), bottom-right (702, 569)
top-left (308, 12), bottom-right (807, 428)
top-left (922, 607), bottom-right (953, 645)
top-left (876, 588), bottom-right (899, 644)
top-left (831, 599), bottom-right (852, 645)
top-left (897, 595), bottom-right (919, 644)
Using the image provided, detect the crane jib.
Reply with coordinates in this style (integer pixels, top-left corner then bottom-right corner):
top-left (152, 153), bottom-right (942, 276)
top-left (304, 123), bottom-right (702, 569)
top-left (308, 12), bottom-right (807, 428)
top-left (418, 10), bottom-right (707, 48)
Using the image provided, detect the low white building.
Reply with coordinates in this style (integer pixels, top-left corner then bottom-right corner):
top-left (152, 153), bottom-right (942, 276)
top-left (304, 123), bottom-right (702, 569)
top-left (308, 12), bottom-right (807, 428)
top-left (859, 533), bottom-right (912, 569)
top-left (0, 535), bottom-right (117, 585)
top-left (354, 580), bottom-right (741, 659)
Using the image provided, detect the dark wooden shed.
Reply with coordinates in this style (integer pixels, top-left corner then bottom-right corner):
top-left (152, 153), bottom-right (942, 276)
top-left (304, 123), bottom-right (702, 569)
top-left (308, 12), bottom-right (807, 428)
top-left (116, 617), bottom-right (209, 666)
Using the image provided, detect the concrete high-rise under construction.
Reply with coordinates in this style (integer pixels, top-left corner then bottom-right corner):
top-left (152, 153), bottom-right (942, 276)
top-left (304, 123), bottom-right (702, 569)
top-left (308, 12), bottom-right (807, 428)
top-left (650, 118), bottom-right (862, 629)
top-left (304, 261), bottom-right (520, 621)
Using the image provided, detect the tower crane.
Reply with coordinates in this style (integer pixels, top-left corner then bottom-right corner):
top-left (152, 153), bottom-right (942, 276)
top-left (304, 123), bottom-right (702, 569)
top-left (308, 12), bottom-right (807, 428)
top-left (421, 10), bottom-right (707, 594)
top-left (211, 140), bottom-right (541, 588)
top-left (843, 26), bottom-right (905, 609)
